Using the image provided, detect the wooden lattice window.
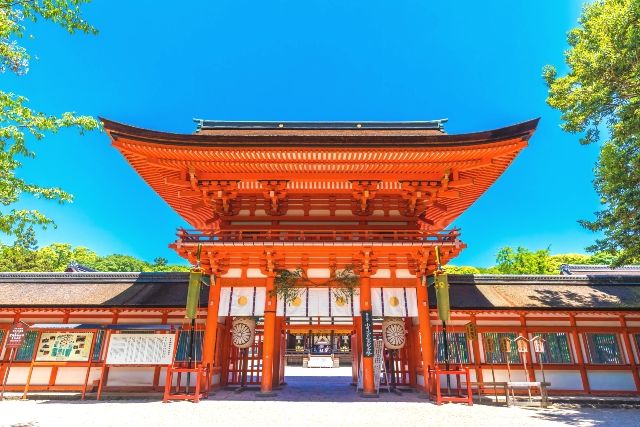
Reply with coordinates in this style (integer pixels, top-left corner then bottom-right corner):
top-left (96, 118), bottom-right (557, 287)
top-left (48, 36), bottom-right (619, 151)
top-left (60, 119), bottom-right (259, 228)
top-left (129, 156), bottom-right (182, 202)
top-left (584, 333), bottom-right (624, 364)
top-left (433, 332), bottom-right (470, 364)
top-left (533, 332), bottom-right (572, 364)
top-left (482, 332), bottom-right (520, 364)
top-left (15, 331), bottom-right (38, 361)
top-left (92, 330), bottom-right (106, 362)
top-left (174, 330), bottom-right (204, 362)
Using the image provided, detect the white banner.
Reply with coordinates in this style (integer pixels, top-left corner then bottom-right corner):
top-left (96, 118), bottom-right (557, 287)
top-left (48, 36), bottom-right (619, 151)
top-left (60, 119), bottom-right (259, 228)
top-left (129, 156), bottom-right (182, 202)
top-left (372, 288), bottom-right (418, 317)
top-left (277, 288), bottom-right (360, 316)
top-left (219, 287), bottom-right (266, 316)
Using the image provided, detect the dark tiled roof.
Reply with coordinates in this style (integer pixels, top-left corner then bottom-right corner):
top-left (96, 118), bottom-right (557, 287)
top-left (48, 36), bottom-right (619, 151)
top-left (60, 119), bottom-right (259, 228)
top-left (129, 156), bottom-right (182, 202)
top-left (194, 119), bottom-right (448, 131)
top-left (0, 272), bottom-right (203, 308)
top-left (64, 262), bottom-right (97, 273)
top-left (431, 275), bottom-right (640, 310)
top-left (560, 264), bottom-right (640, 276)
top-left (1, 272), bottom-right (639, 310)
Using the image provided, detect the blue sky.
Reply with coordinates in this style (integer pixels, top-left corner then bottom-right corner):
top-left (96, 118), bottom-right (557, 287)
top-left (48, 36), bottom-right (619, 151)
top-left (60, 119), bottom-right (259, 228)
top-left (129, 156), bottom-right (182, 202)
top-left (6, 0), bottom-right (599, 267)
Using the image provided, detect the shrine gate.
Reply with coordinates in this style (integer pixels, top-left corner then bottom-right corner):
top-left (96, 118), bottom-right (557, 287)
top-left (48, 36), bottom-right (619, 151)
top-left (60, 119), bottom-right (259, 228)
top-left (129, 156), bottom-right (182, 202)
top-left (102, 118), bottom-right (539, 396)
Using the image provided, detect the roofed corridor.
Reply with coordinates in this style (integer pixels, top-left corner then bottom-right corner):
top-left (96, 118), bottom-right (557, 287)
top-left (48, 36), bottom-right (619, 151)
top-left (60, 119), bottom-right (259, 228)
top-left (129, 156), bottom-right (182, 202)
top-left (176, 229), bottom-right (461, 244)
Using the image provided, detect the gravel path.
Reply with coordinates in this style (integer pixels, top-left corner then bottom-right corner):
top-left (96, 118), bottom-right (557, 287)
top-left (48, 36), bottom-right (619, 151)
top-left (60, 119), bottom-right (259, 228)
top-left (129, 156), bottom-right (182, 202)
top-left (1, 368), bottom-right (638, 427)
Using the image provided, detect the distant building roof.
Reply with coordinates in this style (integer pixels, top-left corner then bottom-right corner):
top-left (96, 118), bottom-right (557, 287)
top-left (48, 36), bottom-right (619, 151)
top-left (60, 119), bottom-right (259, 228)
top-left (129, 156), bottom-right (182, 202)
top-left (0, 271), bottom-right (639, 310)
top-left (560, 264), bottom-right (640, 276)
top-left (64, 262), bottom-right (97, 273)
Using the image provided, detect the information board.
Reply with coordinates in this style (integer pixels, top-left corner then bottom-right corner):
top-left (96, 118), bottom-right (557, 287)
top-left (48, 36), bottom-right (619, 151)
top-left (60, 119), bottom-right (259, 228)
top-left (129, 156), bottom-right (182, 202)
top-left (105, 333), bottom-right (175, 365)
top-left (373, 340), bottom-right (384, 392)
top-left (36, 332), bottom-right (94, 362)
top-left (5, 322), bottom-right (29, 349)
top-left (361, 310), bottom-right (374, 357)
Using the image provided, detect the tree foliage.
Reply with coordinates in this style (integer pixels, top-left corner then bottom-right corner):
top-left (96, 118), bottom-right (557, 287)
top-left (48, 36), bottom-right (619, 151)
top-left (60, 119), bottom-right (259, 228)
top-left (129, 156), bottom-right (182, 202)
top-left (447, 246), bottom-right (620, 275)
top-left (0, 235), bottom-right (189, 272)
top-left (0, 0), bottom-right (100, 239)
top-left (544, 0), bottom-right (640, 265)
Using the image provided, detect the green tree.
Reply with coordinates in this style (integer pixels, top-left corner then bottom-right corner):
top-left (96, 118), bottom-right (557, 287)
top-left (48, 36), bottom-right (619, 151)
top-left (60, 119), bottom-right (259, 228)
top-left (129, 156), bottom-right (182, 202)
top-left (544, 0), bottom-right (640, 266)
top-left (0, 240), bottom-right (190, 272)
top-left (0, 1), bottom-right (100, 240)
top-left (495, 246), bottom-right (556, 275)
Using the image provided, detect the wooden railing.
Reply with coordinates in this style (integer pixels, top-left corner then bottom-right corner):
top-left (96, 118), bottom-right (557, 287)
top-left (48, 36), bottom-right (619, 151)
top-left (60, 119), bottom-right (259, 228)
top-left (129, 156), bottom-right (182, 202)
top-left (176, 228), bottom-right (460, 244)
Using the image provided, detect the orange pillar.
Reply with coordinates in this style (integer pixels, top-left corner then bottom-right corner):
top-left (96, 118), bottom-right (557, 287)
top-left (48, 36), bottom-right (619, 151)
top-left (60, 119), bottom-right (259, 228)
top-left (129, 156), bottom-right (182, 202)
top-left (272, 316), bottom-right (282, 388)
top-left (259, 274), bottom-right (277, 395)
top-left (360, 273), bottom-right (376, 396)
top-left (202, 273), bottom-right (222, 387)
top-left (416, 274), bottom-right (435, 394)
top-left (405, 318), bottom-right (418, 389)
top-left (569, 314), bottom-right (590, 393)
top-left (352, 317), bottom-right (361, 386)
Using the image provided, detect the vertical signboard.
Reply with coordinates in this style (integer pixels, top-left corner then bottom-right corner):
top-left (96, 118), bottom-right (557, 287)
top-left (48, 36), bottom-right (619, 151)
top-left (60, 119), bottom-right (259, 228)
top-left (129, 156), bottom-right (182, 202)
top-left (361, 310), bottom-right (374, 357)
top-left (5, 322), bottom-right (29, 348)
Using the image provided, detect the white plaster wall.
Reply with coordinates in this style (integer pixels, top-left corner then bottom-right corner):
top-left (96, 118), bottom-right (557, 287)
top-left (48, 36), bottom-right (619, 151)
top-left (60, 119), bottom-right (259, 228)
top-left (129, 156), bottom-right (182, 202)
top-left (476, 320), bottom-right (521, 326)
top-left (533, 370), bottom-right (583, 390)
top-left (588, 371), bottom-right (636, 391)
top-left (480, 369), bottom-right (529, 383)
top-left (6, 367), bottom-right (51, 385)
top-left (54, 367), bottom-right (90, 385)
top-left (525, 321), bottom-right (571, 327)
top-left (106, 367), bottom-right (155, 386)
top-left (576, 320), bottom-right (620, 327)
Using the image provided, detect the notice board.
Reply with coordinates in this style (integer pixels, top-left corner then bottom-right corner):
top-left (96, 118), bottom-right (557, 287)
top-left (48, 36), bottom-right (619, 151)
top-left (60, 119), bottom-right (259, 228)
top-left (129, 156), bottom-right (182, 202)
top-left (105, 333), bottom-right (176, 365)
top-left (35, 332), bottom-right (94, 362)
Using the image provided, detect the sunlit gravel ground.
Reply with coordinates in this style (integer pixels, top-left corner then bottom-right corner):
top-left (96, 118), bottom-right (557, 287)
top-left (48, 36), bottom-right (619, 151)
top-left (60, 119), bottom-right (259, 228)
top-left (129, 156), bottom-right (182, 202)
top-left (1, 367), bottom-right (638, 427)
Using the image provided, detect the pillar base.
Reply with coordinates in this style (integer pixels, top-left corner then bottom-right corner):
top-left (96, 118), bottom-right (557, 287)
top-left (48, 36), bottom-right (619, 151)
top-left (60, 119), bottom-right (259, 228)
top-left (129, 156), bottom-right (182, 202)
top-left (255, 391), bottom-right (278, 398)
top-left (359, 391), bottom-right (379, 398)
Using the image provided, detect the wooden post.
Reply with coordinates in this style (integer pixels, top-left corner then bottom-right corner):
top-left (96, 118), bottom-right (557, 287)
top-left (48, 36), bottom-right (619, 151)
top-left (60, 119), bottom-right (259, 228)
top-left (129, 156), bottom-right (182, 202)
top-left (259, 274), bottom-right (277, 396)
top-left (569, 314), bottom-right (590, 393)
top-left (272, 316), bottom-right (282, 388)
top-left (201, 272), bottom-right (222, 388)
top-left (352, 318), bottom-right (361, 386)
top-left (620, 315), bottom-right (640, 392)
top-left (405, 318), bottom-right (417, 389)
top-left (416, 274), bottom-right (435, 394)
top-left (359, 273), bottom-right (376, 396)
top-left (470, 314), bottom-right (484, 384)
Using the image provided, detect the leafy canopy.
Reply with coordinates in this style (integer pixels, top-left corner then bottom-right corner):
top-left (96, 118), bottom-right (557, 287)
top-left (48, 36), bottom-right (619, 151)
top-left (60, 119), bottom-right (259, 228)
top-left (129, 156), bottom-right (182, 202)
top-left (447, 246), bottom-right (618, 275)
top-left (0, 0), bottom-right (100, 239)
top-left (544, 0), bottom-right (640, 265)
top-left (0, 232), bottom-right (190, 272)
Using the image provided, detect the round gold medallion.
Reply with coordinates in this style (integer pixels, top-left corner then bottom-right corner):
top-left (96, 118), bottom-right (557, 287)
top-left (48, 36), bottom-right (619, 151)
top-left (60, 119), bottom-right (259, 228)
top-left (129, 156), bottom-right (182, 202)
top-left (237, 295), bottom-right (248, 306)
top-left (389, 296), bottom-right (400, 307)
top-left (291, 296), bottom-right (302, 307)
top-left (335, 297), bottom-right (346, 307)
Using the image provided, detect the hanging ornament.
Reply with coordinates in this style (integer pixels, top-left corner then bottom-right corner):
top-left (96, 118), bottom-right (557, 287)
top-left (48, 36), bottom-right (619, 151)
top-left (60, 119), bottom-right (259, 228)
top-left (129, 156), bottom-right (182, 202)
top-left (185, 269), bottom-right (203, 319)
top-left (231, 317), bottom-right (256, 349)
top-left (434, 272), bottom-right (450, 322)
top-left (434, 246), bottom-right (451, 322)
top-left (382, 317), bottom-right (406, 350)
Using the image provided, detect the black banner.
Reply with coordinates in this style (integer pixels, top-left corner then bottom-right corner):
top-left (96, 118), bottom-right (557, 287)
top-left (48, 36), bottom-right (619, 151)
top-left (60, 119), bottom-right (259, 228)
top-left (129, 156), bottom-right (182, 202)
top-left (361, 310), bottom-right (374, 357)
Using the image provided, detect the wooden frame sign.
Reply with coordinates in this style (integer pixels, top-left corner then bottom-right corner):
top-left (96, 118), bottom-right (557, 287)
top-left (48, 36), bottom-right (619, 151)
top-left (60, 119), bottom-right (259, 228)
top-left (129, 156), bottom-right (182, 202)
top-left (5, 321), bottom-right (29, 348)
top-left (105, 333), bottom-right (176, 365)
top-left (35, 332), bottom-right (94, 362)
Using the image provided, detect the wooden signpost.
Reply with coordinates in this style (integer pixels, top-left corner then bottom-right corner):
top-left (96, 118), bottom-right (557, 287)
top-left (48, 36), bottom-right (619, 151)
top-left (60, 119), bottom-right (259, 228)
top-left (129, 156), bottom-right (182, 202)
top-left (1, 321), bottom-right (29, 400)
top-left (22, 328), bottom-right (99, 400)
top-left (97, 331), bottom-right (177, 400)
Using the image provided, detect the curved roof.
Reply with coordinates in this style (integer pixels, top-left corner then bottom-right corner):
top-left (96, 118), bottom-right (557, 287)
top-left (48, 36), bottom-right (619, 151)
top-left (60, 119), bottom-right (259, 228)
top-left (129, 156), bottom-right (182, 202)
top-left (102, 118), bottom-right (539, 230)
top-left (1, 271), bottom-right (638, 310)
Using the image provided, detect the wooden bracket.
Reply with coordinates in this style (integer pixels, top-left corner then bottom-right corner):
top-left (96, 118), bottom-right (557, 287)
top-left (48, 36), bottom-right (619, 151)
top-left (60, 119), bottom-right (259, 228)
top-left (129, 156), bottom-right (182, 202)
top-left (351, 180), bottom-right (379, 214)
top-left (260, 180), bottom-right (288, 215)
